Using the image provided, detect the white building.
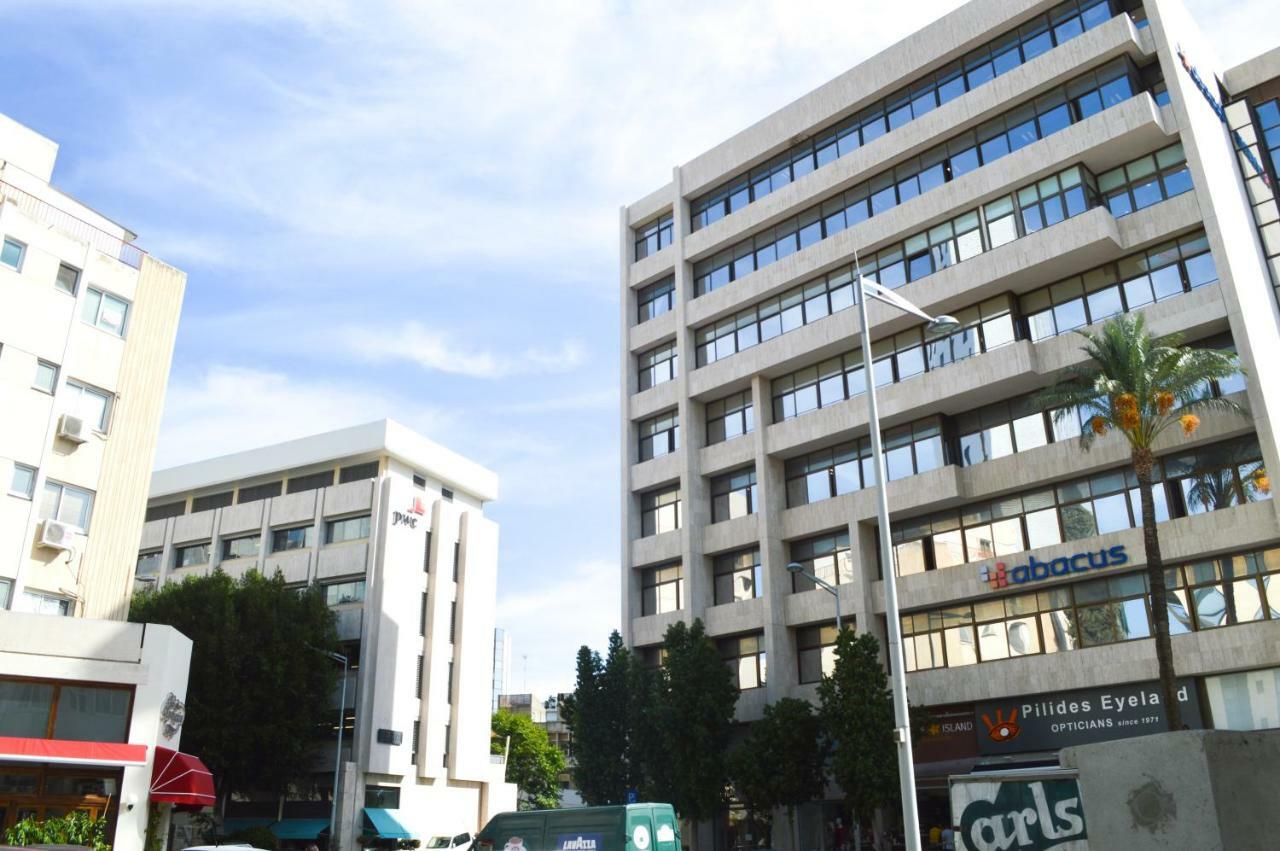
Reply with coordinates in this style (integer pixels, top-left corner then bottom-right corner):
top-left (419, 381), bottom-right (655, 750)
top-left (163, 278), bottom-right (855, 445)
top-left (492, 628), bottom-right (512, 713)
top-left (137, 420), bottom-right (516, 848)
top-left (0, 112), bottom-right (199, 851)
top-left (619, 0), bottom-right (1280, 846)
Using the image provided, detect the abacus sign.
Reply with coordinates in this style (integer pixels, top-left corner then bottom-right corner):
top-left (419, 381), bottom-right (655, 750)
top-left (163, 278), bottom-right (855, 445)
top-left (978, 545), bottom-right (1128, 590)
top-left (975, 679), bottom-right (1202, 755)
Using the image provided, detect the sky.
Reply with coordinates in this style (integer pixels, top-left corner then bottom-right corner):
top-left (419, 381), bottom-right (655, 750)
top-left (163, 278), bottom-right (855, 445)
top-left (3, 0), bottom-right (1277, 697)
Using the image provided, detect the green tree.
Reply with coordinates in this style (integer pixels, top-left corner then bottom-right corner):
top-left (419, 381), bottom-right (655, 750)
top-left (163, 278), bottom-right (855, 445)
top-left (639, 620), bottom-right (738, 822)
top-left (129, 569), bottom-right (339, 805)
top-left (567, 633), bottom-right (634, 804)
top-left (728, 699), bottom-right (826, 851)
top-left (491, 710), bottom-right (566, 810)
top-left (818, 630), bottom-right (897, 838)
top-left (1034, 314), bottom-right (1250, 729)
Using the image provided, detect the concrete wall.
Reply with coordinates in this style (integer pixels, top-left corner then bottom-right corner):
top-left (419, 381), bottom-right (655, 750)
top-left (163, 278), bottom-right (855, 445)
top-left (1060, 730), bottom-right (1280, 850)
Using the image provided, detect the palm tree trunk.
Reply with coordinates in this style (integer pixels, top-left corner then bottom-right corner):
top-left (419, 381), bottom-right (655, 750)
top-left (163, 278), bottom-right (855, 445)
top-left (1133, 448), bottom-right (1182, 730)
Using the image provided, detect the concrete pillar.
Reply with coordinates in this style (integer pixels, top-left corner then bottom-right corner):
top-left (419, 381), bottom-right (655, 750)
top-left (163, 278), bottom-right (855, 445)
top-left (754, 374), bottom-right (798, 698)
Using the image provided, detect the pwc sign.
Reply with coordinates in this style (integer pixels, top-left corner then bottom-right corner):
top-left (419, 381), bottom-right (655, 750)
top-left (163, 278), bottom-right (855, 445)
top-left (979, 544), bottom-right (1128, 590)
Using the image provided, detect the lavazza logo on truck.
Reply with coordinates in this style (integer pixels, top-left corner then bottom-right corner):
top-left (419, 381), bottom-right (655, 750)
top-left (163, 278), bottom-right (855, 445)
top-left (979, 545), bottom-right (1128, 590)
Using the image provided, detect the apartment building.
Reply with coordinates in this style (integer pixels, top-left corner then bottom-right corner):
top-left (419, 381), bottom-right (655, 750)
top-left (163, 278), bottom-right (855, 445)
top-left (136, 420), bottom-right (516, 848)
top-left (0, 113), bottom-right (200, 851)
top-left (619, 0), bottom-right (1280, 846)
top-left (496, 692), bottom-right (581, 807)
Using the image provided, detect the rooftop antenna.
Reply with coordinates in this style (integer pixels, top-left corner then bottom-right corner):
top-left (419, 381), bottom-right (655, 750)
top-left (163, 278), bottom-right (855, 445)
top-left (522, 654), bottom-right (528, 692)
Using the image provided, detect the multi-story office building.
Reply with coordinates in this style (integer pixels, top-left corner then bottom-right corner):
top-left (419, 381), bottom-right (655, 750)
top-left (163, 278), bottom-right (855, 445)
top-left (0, 113), bottom-right (199, 851)
top-left (619, 0), bottom-right (1280, 846)
top-left (136, 420), bottom-right (516, 848)
top-left (496, 692), bottom-right (580, 807)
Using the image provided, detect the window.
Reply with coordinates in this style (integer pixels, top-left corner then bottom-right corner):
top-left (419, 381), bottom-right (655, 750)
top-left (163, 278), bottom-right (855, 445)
top-left (957, 395), bottom-right (1078, 466)
top-left (174, 542), bottom-right (210, 568)
top-left (447, 661), bottom-right (454, 704)
top-left (424, 531), bottom-right (433, 572)
top-left (888, 436), bottom-right (1265, 577)
top-left (710, 468), bottom-right (757, 523)
top-left (80, 288), bottom-right (130, 337)
top-left (443, 723), bottom-right (450, 767)
top-left (713, 549), bottom-right (762, 605)
top-left (326, 515), bottom-right (371, 544)
top-left (287, 470), bottom-right (335, 494)
top-left (191, 491), bottom-right (233, 513)
top-left (33, 361), bottom-right (58, 394)
top-left (339, 461), bottom-right (379, 483)
top-left (638, 277), bottom-right (676, 323)
top-left (442, 487), bottom-right (454, 502)
top-left (1, 237), bottom-right (25, 270)
top-left (450, 601), bottom-right (457, 642)
top-left (412, 720), bottom-right (420, 765)
top-left (39, 480), bottom-right (94, 531)
top-left (1017, 167), bottom-right (1097, 234)
top-left (688, 0), bottom-right (1120, 230)
top-left (706, 391), bottom-right (754, 444)
top-left (1099, 143), bottom-right (1192, 217)
top-left (238, 481), bottom-right (282, 503)
top-left (420, 592), bottom-right (429, 634)
top-left (634, 213), bottom-right (674, 260)
top-left (790, 532), bottom-right (853, 592)
top-left (325, 580), bottom-right (366, 606)
top-left (221, 534), bottom-right (260, 561)
top-left (21, 591), bottom-right (72, 617)
top-left (136, 551), bottom-right (162, 578)
top-left (145, 501), bottom-right (185, 521)
top-left (1021, 231), bottom-right (1217, 341)
top-left (55, 263), bottom-right (80, 295)
top-left (413, 473), bottom-right (427, 489)
top-left (638, 411), bottom-right (679, 461)
top-left (9, 463), bottom-right (36, 499)
top-left (64, 380), bottom-right (113, 432)
top-left (641, 563), bottom-right (683, 616)
top-left (0, 679), bottom-right (131, 740)
top-left (690, 58), bottom-right (1144, 296)
top-left (271, 525), bottom-right (313, 551)
top-left (365, 785), bottom-right (401, 809)
top-left (640, 486), bottom-right (681, 537)
top-left (638, 340), bottom-right (679, 390)
top-left (719, 633), bottom-right (767, 690)
top-left (797, 624), bottom-right (839, 683)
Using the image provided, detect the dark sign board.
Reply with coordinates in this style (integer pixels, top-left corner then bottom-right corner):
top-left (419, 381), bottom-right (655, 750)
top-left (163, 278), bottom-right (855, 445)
top-left (975, 679), bottom-right (1202, 755)
top-left (376, 728), bottom-right (403, 745)
top-left (915, 706), bottom-right (978, 764)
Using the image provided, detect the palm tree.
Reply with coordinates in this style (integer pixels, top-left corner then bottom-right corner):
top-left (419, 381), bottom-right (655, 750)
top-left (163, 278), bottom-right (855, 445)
top-left (1034, 314), bottom-right (1250, 730)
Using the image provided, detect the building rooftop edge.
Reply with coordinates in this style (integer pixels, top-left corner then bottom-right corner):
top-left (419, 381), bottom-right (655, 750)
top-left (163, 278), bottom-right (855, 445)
top-left (149, 418), bottom-right (499, 502)
top-left (1223, 45), bottom-right (1280, 95)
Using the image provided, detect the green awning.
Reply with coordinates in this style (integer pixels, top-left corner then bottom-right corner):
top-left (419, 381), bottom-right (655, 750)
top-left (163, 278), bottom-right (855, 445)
top-left (271, 819), bottom-right (332, 840)
top-left (223, 818), bottom-right (274, 834)
top-left (364, 808), bottom-right (412, 839)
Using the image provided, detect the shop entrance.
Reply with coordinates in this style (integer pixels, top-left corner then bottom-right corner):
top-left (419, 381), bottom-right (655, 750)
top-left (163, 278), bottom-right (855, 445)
top-left (0, 764), bottom-right (121, 837)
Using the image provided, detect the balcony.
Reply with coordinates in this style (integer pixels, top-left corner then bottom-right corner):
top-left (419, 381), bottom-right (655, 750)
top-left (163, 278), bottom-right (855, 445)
top-left (0, 179), bottom-right (144, 268)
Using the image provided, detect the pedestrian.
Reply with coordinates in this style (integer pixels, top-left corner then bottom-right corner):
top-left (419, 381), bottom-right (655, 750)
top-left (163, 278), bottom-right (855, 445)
top-left (940, 826), bottom-right (954, 851)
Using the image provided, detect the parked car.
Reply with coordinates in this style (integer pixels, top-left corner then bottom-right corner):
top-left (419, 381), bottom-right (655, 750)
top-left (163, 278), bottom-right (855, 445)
top-left (426, 833), bottom-right (473, 851)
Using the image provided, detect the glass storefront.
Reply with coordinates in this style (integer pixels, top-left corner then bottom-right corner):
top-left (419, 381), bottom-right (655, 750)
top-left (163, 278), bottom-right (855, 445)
top-left (0, 764), bottom-right (121, 835)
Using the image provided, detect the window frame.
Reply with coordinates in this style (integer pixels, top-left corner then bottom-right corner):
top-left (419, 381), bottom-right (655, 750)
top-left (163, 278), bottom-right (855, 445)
top-left (80, 287), bottom-right (131, 338)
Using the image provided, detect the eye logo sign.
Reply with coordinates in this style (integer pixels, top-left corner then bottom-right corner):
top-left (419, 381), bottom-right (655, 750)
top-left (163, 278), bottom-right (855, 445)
top-left (978, 545), bottom-right (1127, 590)
top-left (981, 707), bottom-right (1021, 743)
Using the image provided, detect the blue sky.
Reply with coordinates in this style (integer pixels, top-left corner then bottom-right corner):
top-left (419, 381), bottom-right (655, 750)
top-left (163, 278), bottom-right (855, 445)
top-left (4, 0), bottom-right (1276, 695)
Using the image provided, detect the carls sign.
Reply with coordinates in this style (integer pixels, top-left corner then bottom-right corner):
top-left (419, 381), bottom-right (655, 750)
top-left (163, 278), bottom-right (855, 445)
top-left (952, 777), bottom-right (1086, 851)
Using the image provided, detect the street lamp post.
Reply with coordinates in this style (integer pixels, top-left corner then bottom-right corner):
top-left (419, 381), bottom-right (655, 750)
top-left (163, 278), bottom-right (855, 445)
top-left (856, 259), bottom-right (958, 851)
top-left (312, 647), bottom-right (349, 850)
top-left (785, 562), bottom-right (842, 631)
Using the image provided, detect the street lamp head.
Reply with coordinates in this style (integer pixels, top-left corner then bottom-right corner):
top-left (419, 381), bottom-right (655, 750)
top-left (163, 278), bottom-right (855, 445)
top-left (925, 314), bottom-right (961, 337)
top-left (786, 561), bottom-right (804, 573)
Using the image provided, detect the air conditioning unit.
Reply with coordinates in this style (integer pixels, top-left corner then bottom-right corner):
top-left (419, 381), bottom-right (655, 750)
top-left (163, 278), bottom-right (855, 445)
top-left (38, 519), bottom-right (74, 551)
top-left (57, 414), bottom-right (88, 444)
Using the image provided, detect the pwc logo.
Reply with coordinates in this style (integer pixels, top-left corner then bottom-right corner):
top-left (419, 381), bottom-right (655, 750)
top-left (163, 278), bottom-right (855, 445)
top-left (979, 562), bottom-right (1009, 590)
top-left (981, 707), bottom-right (1021, 743)
top-left (411, 497), bottom-right (427, 516)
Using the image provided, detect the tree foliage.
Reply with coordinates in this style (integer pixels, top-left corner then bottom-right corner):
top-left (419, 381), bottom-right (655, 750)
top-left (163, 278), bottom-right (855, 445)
top-left (567, 632), bottom-right (634, 804)
top-left (818, 630), bottom-right (898, 826)
top-left (639, 620), bottom-right (739, 822)
top-left (1033, 314), bottom-right (1253, 728)
top-left (491, 710), bottom-right (566, 811)
top-left (729, 698), bottom-right (826, 844)
top-left (129, 569), bottom-right (340, 802)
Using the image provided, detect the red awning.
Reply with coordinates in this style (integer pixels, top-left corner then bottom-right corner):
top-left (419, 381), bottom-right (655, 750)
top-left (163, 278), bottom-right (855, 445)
top-left (0, 736), bottom-right (147, 766)
top-left (150, 747), bottom-right (215, 809)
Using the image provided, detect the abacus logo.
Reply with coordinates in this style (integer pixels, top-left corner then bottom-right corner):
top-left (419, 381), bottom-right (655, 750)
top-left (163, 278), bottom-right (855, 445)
top-left (978, 545), bottom-right (1129, 591)
top-left (979, 562), bottom-right (1009, 589)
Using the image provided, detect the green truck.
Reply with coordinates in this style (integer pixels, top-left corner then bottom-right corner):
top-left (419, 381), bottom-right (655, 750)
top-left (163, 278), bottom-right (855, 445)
top-left (474, 804), bottom-right (680, 851)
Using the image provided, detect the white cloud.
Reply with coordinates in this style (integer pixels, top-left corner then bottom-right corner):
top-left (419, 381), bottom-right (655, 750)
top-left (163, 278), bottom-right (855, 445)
top-left (496, 557), bottom-right (621, 696)
top-left (155, 364), bottom-right (457, 468)
top-left (341, 321), bottom-right (587, 378)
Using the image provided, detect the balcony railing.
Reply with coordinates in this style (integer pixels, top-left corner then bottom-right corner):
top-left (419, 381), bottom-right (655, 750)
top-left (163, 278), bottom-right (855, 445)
top-left (0, 179), bottom-right (145, 269)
